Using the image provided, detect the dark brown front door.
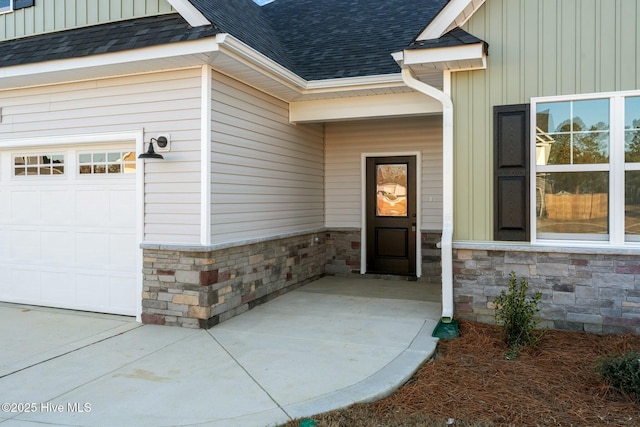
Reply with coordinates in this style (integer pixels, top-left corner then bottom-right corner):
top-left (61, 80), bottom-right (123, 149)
top-left (366, 156), bottom-right (417, 275)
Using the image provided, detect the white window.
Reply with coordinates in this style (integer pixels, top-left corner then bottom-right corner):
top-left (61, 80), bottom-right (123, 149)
top-left (0, 0), bottom-right (12, 14)
top-left (13, 154), bottom-right (65, 176)
top-left (78, 151), bottom-right (136, 175)
top-left (532, 91), bottom-right (640, 245)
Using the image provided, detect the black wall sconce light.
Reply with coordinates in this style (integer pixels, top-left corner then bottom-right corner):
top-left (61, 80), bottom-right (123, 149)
top-left (138, 136), bottom-right (169, 159)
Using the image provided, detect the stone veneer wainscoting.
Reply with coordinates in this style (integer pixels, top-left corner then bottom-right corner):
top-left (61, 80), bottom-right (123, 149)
top-left (141, 229), bottom-right (445, 328)
top-left (453, 243), bottom-right (640, 334)
top-left (141, 232), bottom-right (325, 328)
top-left (325, 228), bottom-right (442, 283)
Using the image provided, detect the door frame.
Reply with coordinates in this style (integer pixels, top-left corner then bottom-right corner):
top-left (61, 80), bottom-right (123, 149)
top-left (361, 151), bottom-right (422, 277)
top-left (0, 130), bottom-right (145, 320)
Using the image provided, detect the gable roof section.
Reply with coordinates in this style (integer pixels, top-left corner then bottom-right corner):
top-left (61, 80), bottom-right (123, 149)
top-left (187, 0), bottom-right (294, 72)
top-left (259, 0), bottom-right (449, 80)
top-left (407, 27), bottom-right (486, 51)
top-left (0, 14), bottom-right (218, 68)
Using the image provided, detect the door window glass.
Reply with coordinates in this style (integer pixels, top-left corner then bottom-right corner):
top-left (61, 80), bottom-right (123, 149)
top-left (376, 164), bottom-right (408, 217)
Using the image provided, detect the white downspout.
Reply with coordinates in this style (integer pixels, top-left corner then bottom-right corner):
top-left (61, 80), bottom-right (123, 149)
top-left (401, 68), bottom-right (455, 322)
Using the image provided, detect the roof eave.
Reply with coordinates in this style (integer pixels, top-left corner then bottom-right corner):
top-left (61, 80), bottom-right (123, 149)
top-left (0, 33), bottom-right (413, 105)
top-left (0, 37), bottom-right (221, 91)
top-left (395, 42), bottom-right (487, 75)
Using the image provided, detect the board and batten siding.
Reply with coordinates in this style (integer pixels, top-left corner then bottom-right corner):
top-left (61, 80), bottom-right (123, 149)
top-left (325, 116), bottom-right (443, 231)
top-left (210, 71), bottom-right (324, 245)
top-left (0, 68), bottom-right (203, 244)
top-left (452, 0), bottom-right (640, 241)
top-left (0, 0), bottom-right (174, 41)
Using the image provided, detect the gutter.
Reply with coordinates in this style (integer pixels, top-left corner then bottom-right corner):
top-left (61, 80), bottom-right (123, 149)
top-left (400, 68), bottom-right (455, 323)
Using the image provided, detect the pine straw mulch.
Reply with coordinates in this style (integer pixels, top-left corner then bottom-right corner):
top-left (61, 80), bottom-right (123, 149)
top-left (282, 320), bottom-right (640, 427)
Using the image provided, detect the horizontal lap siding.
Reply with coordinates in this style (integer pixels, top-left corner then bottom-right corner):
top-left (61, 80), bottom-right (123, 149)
top-left (325, 116), bottom-right (443, 230)
top-left (0, 68), bottom-right (202, 244)
top-left (210, 71), bottom-right (324, 244)
top-left (454, 0), bottom-right (640, 241)
top-left (0, 0), bottom-right (174, 41)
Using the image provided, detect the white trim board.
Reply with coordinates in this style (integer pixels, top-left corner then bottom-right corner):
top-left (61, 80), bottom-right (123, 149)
top-left (200, 65), bottom-right (213, 246)
top-left (401, 43), bottom-right (487, 72)
top-left (418, 0), bottom-right (486, 40)
top-left (290, 92), bottom-right (443, 123)
top-left (166, 0), bottom-right (210, 27)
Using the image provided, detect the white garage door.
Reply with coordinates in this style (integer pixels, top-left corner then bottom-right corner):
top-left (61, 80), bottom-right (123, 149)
top-left (0, 145), bottom-right (138, 315)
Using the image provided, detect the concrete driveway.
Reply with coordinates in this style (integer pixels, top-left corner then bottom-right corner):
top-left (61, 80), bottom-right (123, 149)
top-left (0, 277), bottom-right (441, 427)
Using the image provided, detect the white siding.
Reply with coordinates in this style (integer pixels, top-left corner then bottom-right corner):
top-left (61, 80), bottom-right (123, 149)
top-left (0, 68), bottom-right (203, 244)
top-left (210, 71), bottom-right (325, 244)
top-left (325, 116), bottom-right (443, 230)
top-left (0, 0), bottom-right (175, 41)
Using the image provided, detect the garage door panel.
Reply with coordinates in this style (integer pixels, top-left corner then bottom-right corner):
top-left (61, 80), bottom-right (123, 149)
top-left (0, 228), bottom-right (9, 258)
top-left (76, 274), bottom-right (109, 308)
top-left (110, 190), bottom-right (136, 227)
top-left (12, 269), bottom-right (41, 300)
top-left (11, 230), bottom-right (41, 260)
top-left (42, 271), bottom-right (75, 304)
top-left (12, 191), bottom-right (41, 224)
top-left (109, 233), bottom-right (137, 269)
top-left (0, 268), bottom-right (10, 296)
top-left (75, 190), bottom-right (109, 226)
top-left (75, 232), bottom-right (108, 268)
top-left (42, 191), bottom-right (74, 226)
top-left (0, 145), bottom-right (137, 316)
top-left (0, 191), bottom-right (9, 224)
top-left (109, 275), bottom-right (136, 311)
top-left (41, 231), bottom-right (74, 264)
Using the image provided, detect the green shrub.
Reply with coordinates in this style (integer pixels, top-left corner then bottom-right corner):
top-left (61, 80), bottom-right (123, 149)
top-left (493, 271), bottom-right (543, 355)
top-left (597, 351), bottom-right (640, 401)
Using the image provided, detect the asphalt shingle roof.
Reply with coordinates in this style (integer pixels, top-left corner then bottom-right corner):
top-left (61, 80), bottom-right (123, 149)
top-left (188, 0), bottom-right (294, 71)
top-left (0, 14), bottom-right (219, 68)
top-left (259, 0), bottom-right (449, 80)
top-left (0, 0), bottom-right (478, 81)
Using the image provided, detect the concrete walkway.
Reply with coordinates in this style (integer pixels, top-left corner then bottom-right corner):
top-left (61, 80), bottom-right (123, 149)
top-left (0, 277), bottom-right (441, 427)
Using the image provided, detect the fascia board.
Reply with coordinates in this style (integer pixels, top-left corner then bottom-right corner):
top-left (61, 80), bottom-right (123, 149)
top-left (402, 43), bottom-right (485, 68)
top-left (418, 0), bottom-right (485, 40)
top-left (214, 34), bottom-right (307, 92)
top-left (165, 0), bottom-right (210, 27)
top-left (0, 38), bottom-right (219, 84)
top-left (304, 74), bottom-right (405, 93)
top-left (215, 34), bottom-right (408, 95)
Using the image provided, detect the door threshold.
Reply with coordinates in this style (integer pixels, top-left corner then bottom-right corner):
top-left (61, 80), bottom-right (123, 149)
top-left (362, 273), bottom-right (418, 281)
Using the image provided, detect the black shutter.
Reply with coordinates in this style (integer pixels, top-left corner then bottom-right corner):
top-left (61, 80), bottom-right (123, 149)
top-left (494, 104), bottom-right (530, 241)
top-left (14, 0), bottom-right (34, 10)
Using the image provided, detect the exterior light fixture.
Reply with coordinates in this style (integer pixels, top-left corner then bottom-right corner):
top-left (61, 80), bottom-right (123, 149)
top-left (138, 137), bottom-right (167, 159)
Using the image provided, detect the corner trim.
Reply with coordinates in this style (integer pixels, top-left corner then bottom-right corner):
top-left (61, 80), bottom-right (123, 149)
top-left (200, 65), bottom-right (212, 245)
